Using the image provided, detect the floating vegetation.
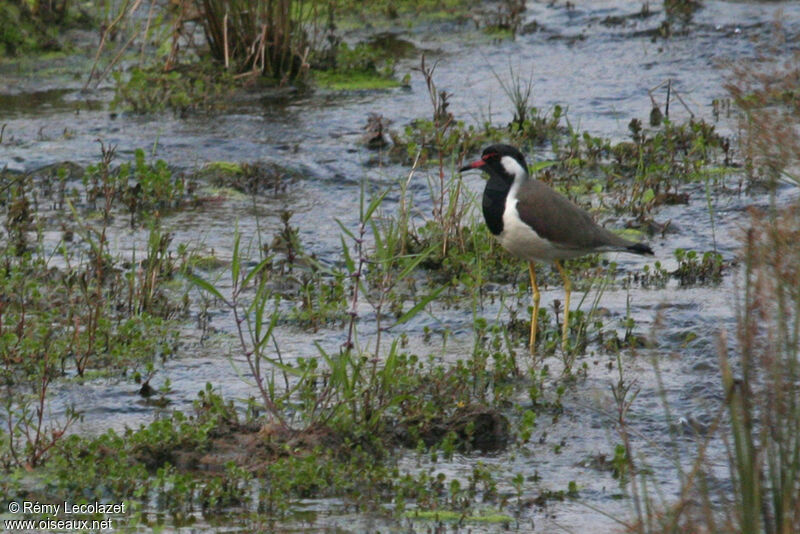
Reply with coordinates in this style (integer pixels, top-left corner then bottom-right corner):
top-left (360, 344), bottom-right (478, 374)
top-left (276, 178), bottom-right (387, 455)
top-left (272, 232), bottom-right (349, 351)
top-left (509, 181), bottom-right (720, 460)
top-left (673, 248), bottom-right (725, 286)
top-left (313, 39), bottom-right (404, 90)
top-left (198, 161), bottom-right (296, 196)
top-left (111, 66), bottom-right (236, 114)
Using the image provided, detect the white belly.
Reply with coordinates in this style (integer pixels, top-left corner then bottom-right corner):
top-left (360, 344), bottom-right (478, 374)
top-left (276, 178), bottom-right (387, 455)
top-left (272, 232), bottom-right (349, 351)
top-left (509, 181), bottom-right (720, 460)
top-left (498, 197), bottom-right (583, 263)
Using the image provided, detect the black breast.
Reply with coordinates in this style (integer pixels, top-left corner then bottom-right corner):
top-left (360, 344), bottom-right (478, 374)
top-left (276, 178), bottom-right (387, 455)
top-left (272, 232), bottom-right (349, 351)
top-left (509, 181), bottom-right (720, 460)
top-left (482, 176), bottom-right (509, 236)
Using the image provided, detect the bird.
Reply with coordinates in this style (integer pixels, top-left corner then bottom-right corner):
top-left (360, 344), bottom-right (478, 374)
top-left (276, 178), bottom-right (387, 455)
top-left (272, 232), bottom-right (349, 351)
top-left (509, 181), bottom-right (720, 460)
top-left (460, 144), bottom-right (653, 354)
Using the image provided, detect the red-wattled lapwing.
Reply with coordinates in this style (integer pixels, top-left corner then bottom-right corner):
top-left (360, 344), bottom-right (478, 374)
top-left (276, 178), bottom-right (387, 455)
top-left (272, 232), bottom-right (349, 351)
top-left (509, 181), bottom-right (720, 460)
top-left (460, 144), bottom-right (653, 353)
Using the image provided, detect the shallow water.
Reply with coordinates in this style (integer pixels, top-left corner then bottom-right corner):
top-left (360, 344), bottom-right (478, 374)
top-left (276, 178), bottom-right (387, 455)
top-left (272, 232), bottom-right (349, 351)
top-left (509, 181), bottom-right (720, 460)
top-left (2, 0), bottom-right (800, 531)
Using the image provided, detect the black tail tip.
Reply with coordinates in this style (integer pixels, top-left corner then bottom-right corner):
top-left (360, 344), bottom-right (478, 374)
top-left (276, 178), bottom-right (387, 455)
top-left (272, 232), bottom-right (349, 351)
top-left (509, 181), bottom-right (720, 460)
top-left (628, 242), bottom-right (654, 256)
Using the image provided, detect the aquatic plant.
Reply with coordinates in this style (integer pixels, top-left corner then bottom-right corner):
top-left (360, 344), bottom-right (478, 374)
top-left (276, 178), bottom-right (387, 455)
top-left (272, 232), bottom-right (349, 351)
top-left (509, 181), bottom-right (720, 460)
top-left (673, 248), bottom-right (724, 287)
top-left (716, 202), bottom-right (800, 533)
top-left (725, 44), bottom-right (800, 187)
top-left (313, 40), bottom-right (401, 90)
top-left (619, 199), bottom-right (800, 534)
top-left (111, 65), bottom-right (235, 114)
top-left (0, 146), bottom-right (197, 471)
top-left (612, 34), bottom-right (800, 531)
top-left (198, 0), bottom-right (312, 80)
top-left (464, 0), bottom-right (525, 39)
top-left (0, 0), bottom-right (85, 56)
top-left (79, 144), bottom-right (196, 224)
top-left (186, 178), bottom-right (510, 446)
top-left (0, 254), bottom-right (81, 468)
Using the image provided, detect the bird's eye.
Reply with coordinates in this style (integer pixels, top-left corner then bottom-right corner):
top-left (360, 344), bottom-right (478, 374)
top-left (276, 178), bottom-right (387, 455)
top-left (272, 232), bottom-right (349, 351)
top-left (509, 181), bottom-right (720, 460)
top-left (482, 152), bottom-right (498, 161)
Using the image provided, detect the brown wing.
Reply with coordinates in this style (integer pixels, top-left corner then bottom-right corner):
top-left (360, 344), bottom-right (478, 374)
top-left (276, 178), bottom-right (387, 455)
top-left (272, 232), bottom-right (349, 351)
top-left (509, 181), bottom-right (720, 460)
top-left (515, 179), bottom-right (636, 252)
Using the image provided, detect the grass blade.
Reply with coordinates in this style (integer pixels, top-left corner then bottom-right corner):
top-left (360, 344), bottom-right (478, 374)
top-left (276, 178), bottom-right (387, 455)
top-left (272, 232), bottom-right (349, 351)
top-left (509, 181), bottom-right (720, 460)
top-left (393, 285), bottom-right (445, 327)
top-left (186, 273), bottom-right (228, 304)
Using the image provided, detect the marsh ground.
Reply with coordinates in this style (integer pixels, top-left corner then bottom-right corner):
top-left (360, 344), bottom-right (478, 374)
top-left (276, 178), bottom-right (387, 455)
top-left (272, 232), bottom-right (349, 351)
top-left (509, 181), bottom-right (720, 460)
top-left (2, 1), bottom-right (800, 532)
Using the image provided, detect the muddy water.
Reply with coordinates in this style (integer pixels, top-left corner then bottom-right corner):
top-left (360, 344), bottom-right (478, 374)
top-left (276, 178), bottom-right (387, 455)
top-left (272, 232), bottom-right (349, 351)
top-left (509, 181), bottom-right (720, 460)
top-left (2, 0), bottom-right (800, 531)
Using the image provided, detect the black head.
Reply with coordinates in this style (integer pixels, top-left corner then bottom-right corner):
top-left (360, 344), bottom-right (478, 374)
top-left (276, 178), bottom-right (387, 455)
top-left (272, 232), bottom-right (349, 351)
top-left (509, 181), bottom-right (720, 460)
top-left (459, 144), bottom-right (529, 185)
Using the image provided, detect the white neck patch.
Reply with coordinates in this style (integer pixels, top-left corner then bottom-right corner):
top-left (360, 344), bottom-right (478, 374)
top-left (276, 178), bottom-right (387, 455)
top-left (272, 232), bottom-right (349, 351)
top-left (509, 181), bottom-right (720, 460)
top-left (500, 155), bottom-right (527, 185)
top-left (500, 155), bottom-right (528, 200)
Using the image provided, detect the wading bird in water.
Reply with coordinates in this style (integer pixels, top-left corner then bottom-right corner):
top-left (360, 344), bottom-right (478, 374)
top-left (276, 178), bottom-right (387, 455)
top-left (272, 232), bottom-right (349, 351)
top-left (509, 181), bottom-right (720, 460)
top-left (460, 144), bottom-right (653, 353)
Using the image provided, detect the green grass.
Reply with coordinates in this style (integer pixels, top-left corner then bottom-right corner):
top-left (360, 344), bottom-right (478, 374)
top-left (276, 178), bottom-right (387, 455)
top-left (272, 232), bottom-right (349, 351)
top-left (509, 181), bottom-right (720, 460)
top-left (203, 161), bottom-right (244, 175)
top-left (406, 509), bottom-right (514, 523)
top-left (314, 70), bottom-right (401, 90)
top-left (482, 26), bottom-right (516, 40)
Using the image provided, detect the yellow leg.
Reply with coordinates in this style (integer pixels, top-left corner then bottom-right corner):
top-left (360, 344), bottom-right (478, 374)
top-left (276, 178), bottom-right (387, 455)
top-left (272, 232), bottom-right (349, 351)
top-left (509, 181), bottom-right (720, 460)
top-left (528, 262), bottom-right (540, 354)
top-left (555, 260), bottom-right (571, 353)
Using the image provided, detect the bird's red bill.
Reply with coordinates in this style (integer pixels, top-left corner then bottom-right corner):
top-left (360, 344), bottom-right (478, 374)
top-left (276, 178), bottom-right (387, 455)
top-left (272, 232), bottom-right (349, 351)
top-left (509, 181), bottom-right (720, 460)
top-left (459, 151), bottom-right (499, 172)
top-left (459, 159), bottom-right (486, 172)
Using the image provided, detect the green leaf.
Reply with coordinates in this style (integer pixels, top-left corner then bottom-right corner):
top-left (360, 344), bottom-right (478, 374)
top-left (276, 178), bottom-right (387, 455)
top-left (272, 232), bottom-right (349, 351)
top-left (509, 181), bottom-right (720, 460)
top-left (335, 218), bottom-right (356, 241)
top-left (529, 160), bottom-right (558, 173)
top-left (241, 255), bottom-right (273, 289)
top-left (302, 254), bottom-right (339, 277)
top-left (394, 245), bottom-right (436, 282)
top-left (370, 220), bottom-right (384, 256)
top-left (255, 351), bottom-right (288, 378)
top-left (231, 232), bottom-right (241, 286)
top-left (363, 189), bottom-right (389, 223)
top-left (254, 301), bottom-right (279, 352)
top-left (393, 285), bottom-right (446, 327)
top-left (255, 352), bottom-right (303, 377)
top-left (340, 234), bottom-right (355, 273)
top-left (250, 280), bottom-right (268, 339)
top-left (186, 273), bottom-right (227, 304)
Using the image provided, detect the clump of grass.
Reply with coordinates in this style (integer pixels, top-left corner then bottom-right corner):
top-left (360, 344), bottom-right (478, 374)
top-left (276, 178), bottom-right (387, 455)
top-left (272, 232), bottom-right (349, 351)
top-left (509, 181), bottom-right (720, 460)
top-left (74, 143), bottom-right (198, 225)
top-left (673, 248), bottom-right (725, 287)
top-left (708, 47), bottom-right (800, 532)
top-left (715, 55), bottom-right (800, 534)
top-left (186, 181), bottom-right (513, 451)
top-left (99, 1), bottom-right (423, 111)
top-left (466, 0), bottom-right (526, 39)
top-left (199, 0), bottom-right (312, 80)
top-left (715, 201), bottom-right (800, 533)
top-left (0, 229), bottom-right (182, 467)
top-left (111, 65), bottom-right (236, 114)
top-left (725, 44), bottom-right (800, 187)
top-left (94, 0), bottom-right (317, 111)
top-left (0, 145), bottom-right (198, 470)
top-left (545, 116), bottom-right (733, 222)
top-left (0, 0), bottom-right (89, 56)
top-left (199, 160), bottom-right (295, 196)
top-left (628, 198), bottom-right (800, 534)
top-left (0, 381), bottom-right (509, 526)
top-left (313, 40), bottom-right (401, 90)
top-left (615, 28), bottom-right (800, 532)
